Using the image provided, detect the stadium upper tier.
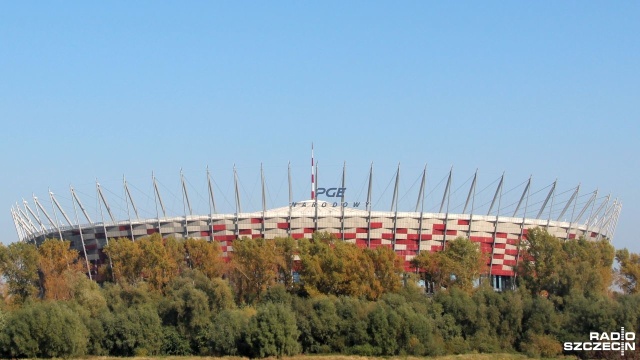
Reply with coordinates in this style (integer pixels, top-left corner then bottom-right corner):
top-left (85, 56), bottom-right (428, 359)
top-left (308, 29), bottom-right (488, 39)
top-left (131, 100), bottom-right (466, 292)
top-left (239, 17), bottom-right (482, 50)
top-left (10, 164), bottom-right (621, 282)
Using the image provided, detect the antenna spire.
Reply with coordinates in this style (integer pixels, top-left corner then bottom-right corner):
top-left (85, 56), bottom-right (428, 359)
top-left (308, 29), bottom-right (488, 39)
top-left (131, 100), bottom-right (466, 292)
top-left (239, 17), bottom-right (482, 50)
top-left (311, 142), bottom-right (315, 200)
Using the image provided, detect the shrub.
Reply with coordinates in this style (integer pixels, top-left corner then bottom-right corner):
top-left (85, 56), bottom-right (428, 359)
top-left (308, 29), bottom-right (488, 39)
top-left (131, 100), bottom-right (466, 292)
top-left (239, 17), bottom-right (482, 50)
top-left (246, 302), bottom-right (301, 357)
top-left (0, 301), bottom-right (88, 358)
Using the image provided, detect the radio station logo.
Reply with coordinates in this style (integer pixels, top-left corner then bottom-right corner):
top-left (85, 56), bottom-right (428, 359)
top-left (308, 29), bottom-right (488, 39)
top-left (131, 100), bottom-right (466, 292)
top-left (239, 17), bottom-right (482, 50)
top-left (563, 328), bottom-right (635, 356)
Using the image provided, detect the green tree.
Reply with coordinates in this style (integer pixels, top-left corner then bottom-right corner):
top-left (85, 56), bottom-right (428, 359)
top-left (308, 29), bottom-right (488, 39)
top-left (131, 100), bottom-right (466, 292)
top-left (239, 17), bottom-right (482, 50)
top-left (519, 293), bottom-right (563, 357)
top-left (367, 303), bottom-right (402, 355)
top-left (67, 271), bottom-right (110, 355)
top-left (0, 242), bottom-right (40, 304)
top-left (560, 292), bottom-right (618, 345)
top-left (293, 296), bottom-right (341, 353)
top-left (334, 296), bottom-right (372, 353)
top-left (517, 228), bottom-right (564, 296)
top-left (177, 269), bottom-right (235, 313)
top-left (518, 228), bottom-right (614, 298)
top-left (202, 308), bottom-right (253, 356)
top-left (246, 302), bottom-right (301, 358)
top-left (412, 237), bottom-right (486, 292)
top-left (158, 278), bottom-right (211, 353)
top-left (466, 285), bottom-right (524, 352)
top-left (0, 301), bottom-right (88, 358)
top-left (559, 237), bottom-right (614, 297)
top-left (100, 303), bottom-right (164, 356)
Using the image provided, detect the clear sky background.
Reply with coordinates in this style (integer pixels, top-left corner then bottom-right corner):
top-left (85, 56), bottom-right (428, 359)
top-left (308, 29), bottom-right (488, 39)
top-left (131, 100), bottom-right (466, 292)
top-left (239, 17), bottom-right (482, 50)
top-left (1, 2), bottom-right (638, 251)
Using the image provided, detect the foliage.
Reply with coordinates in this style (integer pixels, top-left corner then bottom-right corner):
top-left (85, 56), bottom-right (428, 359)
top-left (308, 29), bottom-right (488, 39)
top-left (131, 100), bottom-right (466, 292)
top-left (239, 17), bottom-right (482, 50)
top-left (0, 300), bottom-right (88, 358)
top-left (559, 236), bottom-right (614, 297)
top-left (366, 245), bottom-right (404, 294)
top-left (158, 278), bottom-right (211, 353)
top-left (230, 237), bottom-right (284, 304)
top-left (246, 302), bottom-right (301, 357)
top-left (0, 230), bottom-right (638, 358)
top-left (519, 332), bottom-right (563, 358)
top-left (616, 248), bottom-right (640, 294)
top-left (138, 234), bottom-right (183, 291)
top-left (517, 228), bottom-right (615, 298)
top-left (412, 237), bottom-right (486, 293)
top-left (102, 237), bottom-right (144, 285)
top-left (177, 269), bottom-right (235, 312)
top-left (0, 242), bottom-right (40, 304)
top-left (100, 303), bottom-right (164, 356)
top-left (103, 235), bottom-right (224, 292)
top-left (334, 296), bottom-right (373, 352)
top-left (275, 236), bottom-right (298, 291)
top-left (201, 308), bottom-right (253, 356)
top-left (184, 237), bottom-right (224, 278)
top-left (293, 295), bottom-right (341, 353)
top-left (299, 232), bottom-right (402, 300)
top-left (37, 239), bottom-right (86, 300)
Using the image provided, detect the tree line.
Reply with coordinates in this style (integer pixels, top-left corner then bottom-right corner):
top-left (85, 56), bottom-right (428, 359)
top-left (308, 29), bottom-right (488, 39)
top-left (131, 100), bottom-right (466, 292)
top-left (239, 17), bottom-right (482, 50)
top-left (0, 229), bottom-right (638, 358)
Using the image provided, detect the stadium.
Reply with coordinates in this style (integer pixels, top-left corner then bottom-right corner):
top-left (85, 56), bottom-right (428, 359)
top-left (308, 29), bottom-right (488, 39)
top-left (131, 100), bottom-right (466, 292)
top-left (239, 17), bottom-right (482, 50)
top-left (10, 154), bottom-right (621, 291)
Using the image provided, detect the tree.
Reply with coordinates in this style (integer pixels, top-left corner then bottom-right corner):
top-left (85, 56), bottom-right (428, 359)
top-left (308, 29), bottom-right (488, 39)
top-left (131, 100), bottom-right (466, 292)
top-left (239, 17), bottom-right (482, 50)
top-left (298, 233), bottom-right (382, 299)
top-left (519, 292), bottom-right (562, 356)
top-left (558, 237), bottom-right (614, 297)
top-left (177, 269), bottom-right (235, 313)
top-left (0, 301), bottom-right (89, 358)
top-left (67, 272), bottom-right (110, 355)
top-left (102, 237), bottom-right (144, 285)
top-left (292, 296), bottom-right (341, 353)
top-left (103, 235), bottom-right (187, 291)
top-left (100, 303), bottom-right (164, 356)
top-left (412, 237), bottom-right (486, 293)
top-left (365, 245), bottom-right (404, 294)
top-left (367, 303), bottom-right (402, 355)
top-left (275, 237), bottom-right (297, 291)
top-left (0, 242), bottom-right (40, 304)
top-left (518, 228), bottom-right (615, 298)
top-left (332, 296), bottom-right (372, 353)
top-left (246, 302), bottom-right (301, 357)
top-left (230, 238), bottom-right (283, 304)
top-left (37, 239), bottom-right (85, 300)
top-left (517, 228), bottom-right (564, 296)
top-left (184, 238), bottom-right (224, 279)
top-left (202, 308), bottom-right (253, 356)
top-left (158, 279), bottom-right (211, 353)
top-left (138, 235), bottom-right (182, 291)
top-left (616, 248), bottom-right (640, 294)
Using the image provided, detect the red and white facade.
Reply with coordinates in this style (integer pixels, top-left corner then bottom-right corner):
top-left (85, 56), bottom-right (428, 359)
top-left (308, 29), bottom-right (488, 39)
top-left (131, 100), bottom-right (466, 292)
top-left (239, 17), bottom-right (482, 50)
top-left (11, 162), bottom-right (621, 289)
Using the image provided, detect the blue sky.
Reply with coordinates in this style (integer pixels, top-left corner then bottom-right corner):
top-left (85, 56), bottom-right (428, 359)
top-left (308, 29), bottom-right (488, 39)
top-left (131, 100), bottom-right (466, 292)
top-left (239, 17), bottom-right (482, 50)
top-left (1, 2), bottom-right (638, 251)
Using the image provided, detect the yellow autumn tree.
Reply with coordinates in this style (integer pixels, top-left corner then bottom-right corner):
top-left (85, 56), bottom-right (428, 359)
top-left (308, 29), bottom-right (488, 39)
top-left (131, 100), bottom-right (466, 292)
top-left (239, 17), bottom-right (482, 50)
top-left (184, 238), bottom-right (224, 279)
top-left (230, 237), bottom-right (284, 304)
top-left (102, 237), bottom-right (144, 285)
top-left (37, 239), bottom-right (85, 300)
top-left (299, 232), bottom-right (398, 300)
top-left (138, 234), bottom-right (182, 291)
top-left (616, 248), bottom-right (640, 294)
